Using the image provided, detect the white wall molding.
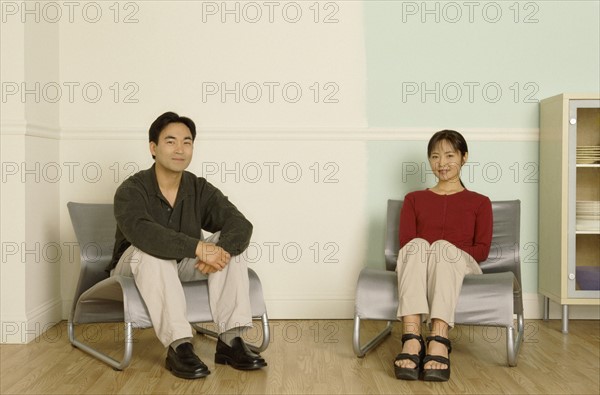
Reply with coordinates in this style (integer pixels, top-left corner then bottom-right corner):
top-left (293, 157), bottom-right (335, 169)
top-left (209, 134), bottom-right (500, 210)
top-left (60, 126), bottom-right (539, 142)
top-left (26, 122), bottom-right (61, 140)
top-left (60, 126), bottom-right (145, 141)
top-left (0, 120), bottom-right (60, 139)
top-left (0, 119), bottom-right (27, 135)
top-left (1, 297), bottom-right (63, 344)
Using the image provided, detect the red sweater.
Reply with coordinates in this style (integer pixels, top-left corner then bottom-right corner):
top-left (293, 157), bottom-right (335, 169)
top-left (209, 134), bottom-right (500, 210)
top-left (399, 189), bottom-right (493, 263)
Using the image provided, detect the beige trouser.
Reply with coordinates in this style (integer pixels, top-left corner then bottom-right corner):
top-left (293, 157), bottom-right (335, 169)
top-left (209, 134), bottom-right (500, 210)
top-left (112, 232), bottom-right (252, 347)
top-left (396, 238), bottom-right (483, 327)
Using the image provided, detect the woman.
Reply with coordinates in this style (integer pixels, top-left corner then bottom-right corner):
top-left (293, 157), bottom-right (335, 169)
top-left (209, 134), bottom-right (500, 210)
top-left (394, 130), bottom-right (493, 382)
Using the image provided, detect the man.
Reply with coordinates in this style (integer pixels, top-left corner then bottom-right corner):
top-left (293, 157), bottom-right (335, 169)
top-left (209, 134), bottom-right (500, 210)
top-left (108, 111), bottom-right (267, 379)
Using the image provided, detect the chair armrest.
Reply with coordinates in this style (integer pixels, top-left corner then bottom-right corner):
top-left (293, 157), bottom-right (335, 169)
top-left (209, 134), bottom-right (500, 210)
top-left (73, 276), bottom-right (153, 328)
top-left (355, 268), bottom-right (398, 320)
top-left (455, 272), bottom-right (515, 327)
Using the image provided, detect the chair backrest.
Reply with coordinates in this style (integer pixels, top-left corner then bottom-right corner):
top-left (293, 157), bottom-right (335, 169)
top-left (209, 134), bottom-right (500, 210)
top-left (384, 199), bottom-right (522, 285)
top-left (67, 202), bottom-right (116, 319)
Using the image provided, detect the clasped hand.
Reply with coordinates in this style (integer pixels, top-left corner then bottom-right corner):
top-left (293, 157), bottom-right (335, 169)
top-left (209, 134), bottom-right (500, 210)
top-left (195, 241), bottom-right (231, 274)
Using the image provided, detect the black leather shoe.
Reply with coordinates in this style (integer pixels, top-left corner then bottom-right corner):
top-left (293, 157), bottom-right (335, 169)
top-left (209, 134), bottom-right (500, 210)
top-left (165, 342), bottom-right (210, 379)
top-left (215, 337), bottom-right (267, 370)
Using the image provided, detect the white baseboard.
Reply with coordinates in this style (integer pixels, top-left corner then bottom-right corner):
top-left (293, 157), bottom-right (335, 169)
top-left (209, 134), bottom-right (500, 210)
top-left (524, 292), bottom-right (600, 320)
top-left (0, 297), bottom-right (63, 344)
top-left (62, 298), bottom-right (73, 320)
top-left (266, 299), bottom-right (355, 320)
top-left (267, 293), bottom-right (600, 320)
top-left (54, 293), bottom-right (599, 327)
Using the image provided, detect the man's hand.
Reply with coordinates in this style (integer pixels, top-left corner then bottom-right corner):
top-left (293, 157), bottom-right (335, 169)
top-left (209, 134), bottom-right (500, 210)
top-left (195, 241), bottom-right (231, 273)
top-left (195, 261), bottom-right (219, 274)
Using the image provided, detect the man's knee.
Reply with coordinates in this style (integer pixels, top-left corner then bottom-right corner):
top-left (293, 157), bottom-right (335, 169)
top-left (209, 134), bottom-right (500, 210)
top-left (129, 247), bottom-right (177, 276)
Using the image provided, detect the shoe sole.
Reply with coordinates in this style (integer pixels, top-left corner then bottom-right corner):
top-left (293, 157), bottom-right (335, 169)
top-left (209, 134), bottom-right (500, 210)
top-left (165, 360), bottom-right (210, 379)
top-left (214, 354), bottom-right (267, 370)
top-left (394, 366), bottom-right (420, 381)
top-left (422, 370), bottom-right (450, 382)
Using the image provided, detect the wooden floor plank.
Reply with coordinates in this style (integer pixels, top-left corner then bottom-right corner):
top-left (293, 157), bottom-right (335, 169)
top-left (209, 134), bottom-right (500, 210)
top-left (1, 319), bottom-right (599, 394)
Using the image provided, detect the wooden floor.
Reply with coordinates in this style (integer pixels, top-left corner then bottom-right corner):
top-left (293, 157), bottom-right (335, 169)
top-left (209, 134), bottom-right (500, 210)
top-left (1, 319), bottom-right (599, 394)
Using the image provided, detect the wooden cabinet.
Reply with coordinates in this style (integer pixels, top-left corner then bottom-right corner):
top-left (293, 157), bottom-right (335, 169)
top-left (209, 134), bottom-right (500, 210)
top-left (539, 93), bottom-right (600, 333)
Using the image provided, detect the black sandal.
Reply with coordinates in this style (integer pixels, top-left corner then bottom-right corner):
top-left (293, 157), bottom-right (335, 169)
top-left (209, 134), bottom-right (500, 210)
top-left (394, 334), bottom-right (425, 380)
top-left (422, 335), bottom-right (452, 382)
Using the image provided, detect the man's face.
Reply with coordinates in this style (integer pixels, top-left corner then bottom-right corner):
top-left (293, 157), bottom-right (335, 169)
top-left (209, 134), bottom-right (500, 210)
top-left (150, 122), bottom-right (194, 173)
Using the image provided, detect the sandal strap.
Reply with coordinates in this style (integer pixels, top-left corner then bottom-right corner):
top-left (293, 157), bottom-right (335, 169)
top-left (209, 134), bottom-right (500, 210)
top-left (395, 353), bottom-right (421, 367)
top-left (423, 354), bottom-right (450, 367)
top-left (425, 335), bottom-right (452, 354)
top-left (401, 333), bottom-right (423, 345)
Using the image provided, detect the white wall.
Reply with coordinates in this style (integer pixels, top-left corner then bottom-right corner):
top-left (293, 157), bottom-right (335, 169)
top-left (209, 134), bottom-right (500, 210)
top-left (55, 1), bottom-right (368, 321)
top-left (1, 7), bottom-right (61, 343)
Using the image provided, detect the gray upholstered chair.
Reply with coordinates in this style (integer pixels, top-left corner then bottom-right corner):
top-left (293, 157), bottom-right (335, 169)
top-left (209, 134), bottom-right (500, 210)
top-left (67, 202), bottom-right (270, 370)
top-left (353, 200), bottom-right (524, 366)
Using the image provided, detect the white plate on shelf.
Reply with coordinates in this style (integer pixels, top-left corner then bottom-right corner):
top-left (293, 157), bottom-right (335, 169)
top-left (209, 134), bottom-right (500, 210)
top-left (576, 219), bottom-right (600, 231)
top-left (576, 203), bottom-right (600, 206)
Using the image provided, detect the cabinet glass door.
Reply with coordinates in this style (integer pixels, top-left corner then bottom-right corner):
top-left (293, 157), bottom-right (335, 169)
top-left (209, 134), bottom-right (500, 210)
top-left (568, 100), bottom-right (600, 298)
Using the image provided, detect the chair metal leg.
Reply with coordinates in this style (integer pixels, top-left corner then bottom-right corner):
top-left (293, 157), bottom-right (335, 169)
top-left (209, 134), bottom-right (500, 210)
top-left (353, 315), bottom-right (393, 358)
top-left (543, 296), bottom-right (549, 321)
top-left (193, 313), bottom-right (270, 353)
top-left (506, 313), bottom-right (524, 367)
top-left (68, 321), bottom-right (133, 371)
top-left (256, 312), bottom-right (270, 353)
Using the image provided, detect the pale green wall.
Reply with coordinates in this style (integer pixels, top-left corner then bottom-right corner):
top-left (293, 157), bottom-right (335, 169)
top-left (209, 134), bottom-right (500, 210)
top-left (363, 1), bottom-right (600, 293)
top-left (364, 1), bottom-right (599, 128)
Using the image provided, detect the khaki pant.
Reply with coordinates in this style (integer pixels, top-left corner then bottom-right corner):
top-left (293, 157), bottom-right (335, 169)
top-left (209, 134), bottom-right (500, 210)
top-left (112, 232), bottom-right (252, 347)
top-left (396, 238), bottom-right (482, 327)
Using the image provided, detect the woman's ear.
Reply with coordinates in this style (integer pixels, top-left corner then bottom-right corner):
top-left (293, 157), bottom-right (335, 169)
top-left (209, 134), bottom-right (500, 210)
top-left (462, 152), bottom-right (468, 165)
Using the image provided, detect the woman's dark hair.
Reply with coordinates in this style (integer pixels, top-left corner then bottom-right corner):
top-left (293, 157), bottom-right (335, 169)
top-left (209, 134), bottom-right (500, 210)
top-left (427, 129), bottom-right (468, 187)
top-left (427, 129), bottom-right (468, 159)
top-left (148, 112), bottom-right (196, 158)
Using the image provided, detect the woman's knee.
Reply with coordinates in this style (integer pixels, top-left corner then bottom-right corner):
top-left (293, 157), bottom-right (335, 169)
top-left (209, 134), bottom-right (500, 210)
top-left (399, 238), bottom-right (430, 259)
top-left (429, 240), bottom-right (464, 265)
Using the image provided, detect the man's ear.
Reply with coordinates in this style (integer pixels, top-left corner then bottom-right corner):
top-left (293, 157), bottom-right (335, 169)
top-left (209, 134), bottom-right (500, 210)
top-left (149, 141), bottom-right (157, 157)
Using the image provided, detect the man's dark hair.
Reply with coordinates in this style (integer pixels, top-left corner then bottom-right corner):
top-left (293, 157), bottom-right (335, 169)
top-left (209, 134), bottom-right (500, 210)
top-left (149, 112), bottom-right (196, 159)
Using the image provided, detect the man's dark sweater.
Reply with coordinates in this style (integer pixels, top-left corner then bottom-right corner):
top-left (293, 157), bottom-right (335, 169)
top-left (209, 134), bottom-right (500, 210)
top-left (108, 165), bottom-right (252, 271)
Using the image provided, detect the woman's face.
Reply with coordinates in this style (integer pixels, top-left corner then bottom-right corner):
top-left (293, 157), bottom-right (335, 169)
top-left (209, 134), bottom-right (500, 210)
top-left (428, 139), bottom-right (467, 183)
